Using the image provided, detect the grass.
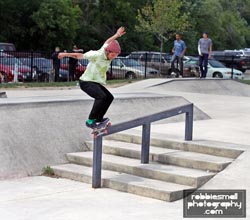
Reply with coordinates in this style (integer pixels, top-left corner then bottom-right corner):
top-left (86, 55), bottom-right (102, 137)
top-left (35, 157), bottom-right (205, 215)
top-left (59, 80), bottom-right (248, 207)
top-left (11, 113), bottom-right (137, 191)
top-left (238, 79), bottom-right (250, 85)
top-left (0, 79), bottom-right (138, 89)
top-left (42, 166), bottom-right (56, 177)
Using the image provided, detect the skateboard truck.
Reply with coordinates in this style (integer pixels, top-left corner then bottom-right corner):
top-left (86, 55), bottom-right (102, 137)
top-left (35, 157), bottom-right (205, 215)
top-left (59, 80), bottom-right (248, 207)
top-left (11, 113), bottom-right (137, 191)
top-left (92, 121), bottom-right (111, 138)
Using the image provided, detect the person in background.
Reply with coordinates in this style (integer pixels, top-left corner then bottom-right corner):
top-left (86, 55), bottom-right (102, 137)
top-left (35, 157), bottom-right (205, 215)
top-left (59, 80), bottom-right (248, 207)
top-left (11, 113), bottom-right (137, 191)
top-left (51, 46), bottom-right (61, 82)
top-left (198, 32), bottom-right (212, 78)
top-left (171, 33), bottom-right (187, 77)
top-left (68, 45), bottom-right (83, 81)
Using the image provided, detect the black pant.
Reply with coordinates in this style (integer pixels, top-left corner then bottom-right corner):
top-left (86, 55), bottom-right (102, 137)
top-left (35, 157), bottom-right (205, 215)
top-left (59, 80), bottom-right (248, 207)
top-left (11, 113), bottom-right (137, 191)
top-left (69, 64), bottom-right (76, 81)
top-left (171, 55), bottom-right (183, 76)
top-left (53, 66), bottom-right (60, 82)
top-left (199, 54), bottom-right (209, 78)
top-left (79, 80), bottom-right (114, 122)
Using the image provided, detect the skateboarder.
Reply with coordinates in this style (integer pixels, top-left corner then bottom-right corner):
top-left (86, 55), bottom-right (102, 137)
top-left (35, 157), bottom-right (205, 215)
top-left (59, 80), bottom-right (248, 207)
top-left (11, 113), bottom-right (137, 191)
top-left (58, 27), bottom-right (126, 129)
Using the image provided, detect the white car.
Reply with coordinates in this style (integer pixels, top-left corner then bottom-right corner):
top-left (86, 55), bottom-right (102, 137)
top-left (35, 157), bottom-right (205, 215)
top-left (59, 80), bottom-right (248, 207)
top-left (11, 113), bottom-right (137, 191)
top-left (185, 58), bottom-right (244, 79)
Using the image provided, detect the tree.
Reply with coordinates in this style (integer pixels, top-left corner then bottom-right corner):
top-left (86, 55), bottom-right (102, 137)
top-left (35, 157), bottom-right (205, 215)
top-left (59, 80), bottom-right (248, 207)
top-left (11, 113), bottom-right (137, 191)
top-left (136, 0), bottom-right (189, 53)
top-left (194, 0), bottom-right (250, 50)
top-left (31, 0), bottom-right (82, 52)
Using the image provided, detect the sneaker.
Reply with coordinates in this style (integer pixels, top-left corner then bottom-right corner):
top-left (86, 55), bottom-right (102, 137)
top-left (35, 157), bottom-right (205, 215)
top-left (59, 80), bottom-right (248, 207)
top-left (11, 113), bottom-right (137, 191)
top-left (85, 119), bottom-right (97, 128)
top-left (94, 118), bottom-right (110, 129)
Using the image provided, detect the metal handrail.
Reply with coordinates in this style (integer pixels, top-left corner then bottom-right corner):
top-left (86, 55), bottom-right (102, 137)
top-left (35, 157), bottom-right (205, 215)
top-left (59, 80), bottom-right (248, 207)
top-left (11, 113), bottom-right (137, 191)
top-left (92, 103), bottom-right (194, 188)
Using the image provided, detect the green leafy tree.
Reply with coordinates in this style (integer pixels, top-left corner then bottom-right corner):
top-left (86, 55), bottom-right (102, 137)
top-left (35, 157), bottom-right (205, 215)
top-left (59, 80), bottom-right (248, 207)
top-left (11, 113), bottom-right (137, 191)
top-left (136, 0), bottom-right (189, 54)
top-left (31, 0), bottom-right (82, 52)
top-left (0, 0), bottom-right (42, 49)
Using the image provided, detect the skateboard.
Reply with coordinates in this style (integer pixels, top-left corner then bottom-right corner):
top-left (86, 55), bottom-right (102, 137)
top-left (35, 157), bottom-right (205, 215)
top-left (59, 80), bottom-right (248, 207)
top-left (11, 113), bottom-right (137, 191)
top-left (91, 120), bottom-right (111, 138)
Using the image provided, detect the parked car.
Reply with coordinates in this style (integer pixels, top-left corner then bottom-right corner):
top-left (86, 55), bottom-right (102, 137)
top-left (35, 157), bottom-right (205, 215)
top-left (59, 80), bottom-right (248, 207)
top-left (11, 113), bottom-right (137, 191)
top-left (185, 57), bottom-right (244, 79)
top-left (0, 42), bottom-right (16, 51)
top-left (60, 57), bottom-right (86, 80)
top-left (127, 51), bottom-right (171, 75)
top-left (0, 56), bottom-right (34, 82)
top-left (212, 50), bottom-right (250, 72)
top-left (110, 57), bottom-right (159, 79)
top-left (20, 57), bottom-right (68, 82)
top-left (169, 55), bottom-right (200, 77)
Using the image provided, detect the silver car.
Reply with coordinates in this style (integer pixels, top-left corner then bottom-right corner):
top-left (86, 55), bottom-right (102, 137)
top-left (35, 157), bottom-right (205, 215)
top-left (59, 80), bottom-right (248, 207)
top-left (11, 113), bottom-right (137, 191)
top-left (109, 57), bottom-right (159, 79)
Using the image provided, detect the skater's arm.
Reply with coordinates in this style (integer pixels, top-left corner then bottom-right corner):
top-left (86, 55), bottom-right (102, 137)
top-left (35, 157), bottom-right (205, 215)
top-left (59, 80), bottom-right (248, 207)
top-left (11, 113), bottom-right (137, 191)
top-left (104, 26), bottom-right (126, 45)
top-left (58, 52), bottom-right (83, 60)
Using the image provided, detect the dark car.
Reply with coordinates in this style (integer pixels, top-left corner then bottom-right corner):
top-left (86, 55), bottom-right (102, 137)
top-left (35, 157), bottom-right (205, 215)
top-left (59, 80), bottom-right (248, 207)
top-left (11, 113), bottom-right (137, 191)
top-left (20, 57), bottom-right (70, 82)
top-left (212, 50), bottom-right (250, 72)
top-left (0, 42), bottom-right (16, 52)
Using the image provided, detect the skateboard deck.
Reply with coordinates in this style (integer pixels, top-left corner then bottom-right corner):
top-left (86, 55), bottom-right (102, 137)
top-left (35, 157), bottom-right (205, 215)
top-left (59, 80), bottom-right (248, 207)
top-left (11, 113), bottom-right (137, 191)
top-left (91, 121), bottom-right (111, 138)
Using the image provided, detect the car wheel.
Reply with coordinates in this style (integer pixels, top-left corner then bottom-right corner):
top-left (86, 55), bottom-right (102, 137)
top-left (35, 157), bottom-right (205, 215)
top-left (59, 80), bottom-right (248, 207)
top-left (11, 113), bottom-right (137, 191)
top-left (213, 72), bottom-right (223, 78)
top-left (125, 72), bottom-right (136, 79)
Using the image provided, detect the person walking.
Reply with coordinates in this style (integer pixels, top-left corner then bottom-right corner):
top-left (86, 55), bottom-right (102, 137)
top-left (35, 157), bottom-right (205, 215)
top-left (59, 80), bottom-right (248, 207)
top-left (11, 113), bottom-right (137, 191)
top-left (51, 46), bottom-right (61, 82)
top-left (68, 45), bottom-right (83, 81)
top-left (171, 33), bottom-right (187, 77)
top-left (198, 32), bottom-right (212, 78)
top-left (58, 27), bottom-right (126, 129)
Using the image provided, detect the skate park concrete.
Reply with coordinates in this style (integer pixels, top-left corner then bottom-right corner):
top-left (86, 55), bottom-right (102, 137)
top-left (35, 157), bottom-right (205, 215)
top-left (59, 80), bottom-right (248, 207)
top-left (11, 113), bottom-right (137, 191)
top-left (0, 78), bottom-right (250, 219)
top-left (0, 90), bottom-right (209, 179)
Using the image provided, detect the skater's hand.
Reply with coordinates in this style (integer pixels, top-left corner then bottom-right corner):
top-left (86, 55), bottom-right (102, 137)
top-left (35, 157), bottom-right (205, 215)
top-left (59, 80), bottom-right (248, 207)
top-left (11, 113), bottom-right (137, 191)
top-left (58, 53), bottom-right (65, 59)
top-left (116, 27), bottom-right (126, 37)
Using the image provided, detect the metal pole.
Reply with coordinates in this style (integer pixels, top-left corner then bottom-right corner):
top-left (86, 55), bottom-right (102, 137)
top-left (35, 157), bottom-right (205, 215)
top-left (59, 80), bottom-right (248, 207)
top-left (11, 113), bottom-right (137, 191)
top-left (231, 55), bottom-right (234, 79)
top-left (144, 52), bottom-right (148, 79)
top-left (141, 123), bottom-right (151, 163)
top-left (185, 104), bottom-right (193, 141)
top-left (92, 135), bottom-right (103, 188)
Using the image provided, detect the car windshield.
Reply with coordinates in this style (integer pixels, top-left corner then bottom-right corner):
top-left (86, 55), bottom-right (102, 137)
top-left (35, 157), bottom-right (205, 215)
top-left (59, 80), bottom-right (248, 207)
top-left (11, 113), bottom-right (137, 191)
top-left (209, 60), bottom-right (226, 68)
top-left (0, 57), bottom-right (22, 65)
top-left (120, 58), bottom-right (141, 67)
top-left (186, 58), bottom-right (199, 65)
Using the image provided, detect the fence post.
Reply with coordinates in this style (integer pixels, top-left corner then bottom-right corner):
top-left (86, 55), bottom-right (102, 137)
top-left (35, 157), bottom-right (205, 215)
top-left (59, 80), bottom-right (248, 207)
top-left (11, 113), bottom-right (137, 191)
top-left (185, 104), bottom-right (193, 141)
top-left (31, 50), bottom-right (34, 81)
top-left (141, 123), bottom-right (151, 163)
top-left (92, 136), bottom-right (103, 188)
top-left (144, 52), bottom-right (148, 79)
top-left (231, 55), bottom-right (234, 79)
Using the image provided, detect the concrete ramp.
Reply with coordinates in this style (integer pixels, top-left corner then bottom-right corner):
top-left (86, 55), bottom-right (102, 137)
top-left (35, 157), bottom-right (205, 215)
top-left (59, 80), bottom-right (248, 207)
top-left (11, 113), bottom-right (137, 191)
top-left (0, 95), bottom-right (209, 179)
top-left (150, 79), bottom-right (250, 97)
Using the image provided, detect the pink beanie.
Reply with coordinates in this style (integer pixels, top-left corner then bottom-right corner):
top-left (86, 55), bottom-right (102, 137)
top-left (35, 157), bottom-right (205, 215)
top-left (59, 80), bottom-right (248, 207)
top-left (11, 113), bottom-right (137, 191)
top-left (106, 40), bottom-right (121, 54)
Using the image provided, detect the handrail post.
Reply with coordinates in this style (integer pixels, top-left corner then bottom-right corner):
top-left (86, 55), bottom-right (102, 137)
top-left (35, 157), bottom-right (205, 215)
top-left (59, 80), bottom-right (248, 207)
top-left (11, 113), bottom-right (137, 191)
top-left (185, 104), bottom-right (193, 141)
top-left (92, 136), bottom-right (103, 188)
top-left (141, 123), bottom-right (151, 163)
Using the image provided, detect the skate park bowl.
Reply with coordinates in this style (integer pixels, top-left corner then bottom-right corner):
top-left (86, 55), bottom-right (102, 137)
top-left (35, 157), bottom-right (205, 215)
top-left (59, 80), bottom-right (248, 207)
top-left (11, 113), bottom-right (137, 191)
top-left (148, 78), bottom-right (250, 97)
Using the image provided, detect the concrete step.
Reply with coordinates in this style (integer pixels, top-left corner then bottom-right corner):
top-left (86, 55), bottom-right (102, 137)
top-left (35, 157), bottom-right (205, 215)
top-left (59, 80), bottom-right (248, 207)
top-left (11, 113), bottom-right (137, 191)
top-left (66, 151), bottom-right (215, 187)
top-left (106, 131), bottom-right (243, 159)
top-left (52, 163), bottom-right (194, 202)
top-left (85, 140), bottom-right (233, 172)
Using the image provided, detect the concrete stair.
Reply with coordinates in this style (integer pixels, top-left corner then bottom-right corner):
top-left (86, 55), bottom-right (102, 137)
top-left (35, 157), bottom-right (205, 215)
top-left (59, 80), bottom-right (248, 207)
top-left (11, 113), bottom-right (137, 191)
top-left (85, 140), bottom-right (233, 172)
top-left (66, 151), bottom-right (215, 187)
top-left (52, 163), bottom-right (194, 202)
top-left (52, 132), bottom-right (243, 202)
top-left (106, 131), bottom-right (243, 159)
